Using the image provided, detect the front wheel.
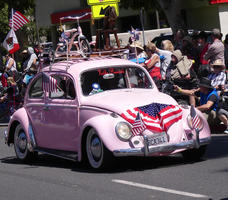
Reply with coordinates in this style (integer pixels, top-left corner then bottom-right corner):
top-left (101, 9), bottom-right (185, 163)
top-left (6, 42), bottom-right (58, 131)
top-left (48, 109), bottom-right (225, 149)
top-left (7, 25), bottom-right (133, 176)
top-left (86, 128), bottom-right (112, 169)
top-left (14, 124), bottom-right (37, 162)
top-left (78, 37), bottom-right (91, 58)
top-left (182, 145), bottom-right (207, 162)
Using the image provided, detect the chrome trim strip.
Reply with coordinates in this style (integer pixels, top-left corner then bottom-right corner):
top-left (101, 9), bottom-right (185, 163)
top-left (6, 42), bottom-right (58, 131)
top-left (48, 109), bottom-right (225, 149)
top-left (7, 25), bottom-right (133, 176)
top-left (113, 137), bottom-right (211, 157)
top-left (34, 149), bottom-right (78, 162)
top-left (26, 103), bottom-right (78, 109)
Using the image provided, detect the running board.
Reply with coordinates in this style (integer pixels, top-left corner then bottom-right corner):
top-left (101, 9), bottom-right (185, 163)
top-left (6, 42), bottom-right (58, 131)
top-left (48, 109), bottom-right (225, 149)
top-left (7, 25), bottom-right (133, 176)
top-left (35, 147), bottom-right (78, 162)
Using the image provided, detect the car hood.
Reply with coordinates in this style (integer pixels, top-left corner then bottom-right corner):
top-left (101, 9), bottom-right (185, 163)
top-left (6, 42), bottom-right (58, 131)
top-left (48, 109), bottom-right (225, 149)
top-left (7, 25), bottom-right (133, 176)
top-left (80, 89), bottom-right (178, 115)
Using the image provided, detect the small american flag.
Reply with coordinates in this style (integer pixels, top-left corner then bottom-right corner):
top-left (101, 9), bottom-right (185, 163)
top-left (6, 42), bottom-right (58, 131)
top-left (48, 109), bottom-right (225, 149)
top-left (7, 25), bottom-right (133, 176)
top-left (121, 103), bottom-right (182, 133)
top-left (9, 9), bottom-right (29, 31)
top-left (129, 26), bottom-right (140, 41)
top-left (190, 105), bottom-right (202, 130)
top-left (42, 72), bottom-right (57, 93)
top-left (132, 112), bottom-right (146, 136)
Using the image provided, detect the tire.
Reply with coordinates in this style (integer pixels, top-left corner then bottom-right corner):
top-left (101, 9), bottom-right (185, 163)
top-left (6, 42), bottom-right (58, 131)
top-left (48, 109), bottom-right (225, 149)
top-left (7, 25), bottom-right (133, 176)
top-left (78, 37), bottom-right (91, 58)
top-left (86, 128), bottom-right (112, 169)
top-left (182, 145), bottom-right (207, 162)
top-left (14, 124), bottom-right (37, 162)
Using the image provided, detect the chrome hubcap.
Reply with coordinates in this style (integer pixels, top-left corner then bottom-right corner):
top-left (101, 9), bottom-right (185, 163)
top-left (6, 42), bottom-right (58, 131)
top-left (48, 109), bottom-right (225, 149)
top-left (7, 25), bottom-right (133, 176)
top-left (90, 136), bottom-right (102, 161)
top-left (17, 132), bottom-right (27, 153)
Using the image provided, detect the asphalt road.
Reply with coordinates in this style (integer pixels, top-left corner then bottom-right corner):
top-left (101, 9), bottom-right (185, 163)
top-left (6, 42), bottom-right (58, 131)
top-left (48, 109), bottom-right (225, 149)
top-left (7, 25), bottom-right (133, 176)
top-left (0, 126), bottom-right (228, 200)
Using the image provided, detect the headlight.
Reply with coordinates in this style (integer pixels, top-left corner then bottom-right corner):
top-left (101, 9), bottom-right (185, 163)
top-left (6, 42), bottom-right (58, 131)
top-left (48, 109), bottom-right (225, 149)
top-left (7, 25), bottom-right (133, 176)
top-left (115, 122), bottom-right (132, 141)
top-left (187, 115), bottom-right (204, 131)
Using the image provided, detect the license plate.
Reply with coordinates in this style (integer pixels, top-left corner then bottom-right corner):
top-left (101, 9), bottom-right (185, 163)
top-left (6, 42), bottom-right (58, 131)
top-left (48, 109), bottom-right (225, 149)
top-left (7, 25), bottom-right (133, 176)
top-left (147, 132), bottom-right (168, 146)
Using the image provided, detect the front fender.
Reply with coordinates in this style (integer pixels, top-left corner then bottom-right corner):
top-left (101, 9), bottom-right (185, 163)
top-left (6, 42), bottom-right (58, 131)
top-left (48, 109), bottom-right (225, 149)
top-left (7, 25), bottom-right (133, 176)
top-left (7, 108), bottom-right (32, 147)
top-left (78, 114), bottom-right (132, 161)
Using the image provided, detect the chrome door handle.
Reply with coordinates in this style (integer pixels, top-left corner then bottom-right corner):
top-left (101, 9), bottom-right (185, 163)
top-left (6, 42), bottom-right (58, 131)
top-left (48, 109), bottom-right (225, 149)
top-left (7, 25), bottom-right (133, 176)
top-left (43, 105), bottom-right (50, 111)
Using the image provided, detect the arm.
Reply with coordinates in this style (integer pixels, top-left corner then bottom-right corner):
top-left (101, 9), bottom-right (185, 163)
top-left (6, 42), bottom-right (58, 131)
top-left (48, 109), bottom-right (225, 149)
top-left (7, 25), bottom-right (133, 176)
top-left (196, 100), bottom-right (214, 112)
top-left (5, 59), bottom-right (14, 71)
top-left (144, 54), bottom-right (159, 69)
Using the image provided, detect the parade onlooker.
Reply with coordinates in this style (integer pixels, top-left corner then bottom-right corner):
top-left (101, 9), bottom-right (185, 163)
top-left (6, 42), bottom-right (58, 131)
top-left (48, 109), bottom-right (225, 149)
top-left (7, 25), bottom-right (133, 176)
top-left (217, 97), bottom-right (228, 134)
top-left (224, 34), bottom-right (228, 69)
top-left (156, 40), bottom-right (174, 79)
top-left (23, 47), bottom-right (38, 72)
top-left (208, 59), bottom-right (226, 92)
top-left (198, 31), bottom-right (209, 66)
top-left (167, 49), bottom-right (198, 105)
top-left (23, 47), bottom-right (38, 86)
top-left (174, 29), bottom-right (186, 50)
top-left (182, 35), bottom-right (200, 72)
top-left (204, 28), bottom-right (224, 64)
top-left (196, 77), bottom-right (219, 125)
top-left (5, 53), bottom-right (17, 77)
top-left (144, 42), bottom-right (161, 82)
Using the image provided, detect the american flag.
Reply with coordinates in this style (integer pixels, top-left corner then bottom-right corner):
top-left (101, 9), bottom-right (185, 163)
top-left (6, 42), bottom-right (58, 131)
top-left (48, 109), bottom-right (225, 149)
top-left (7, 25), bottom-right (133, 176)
top-left (42, 72), bottom-right (57, 93)
top-left (129, 26), bottom-right (140, 41)
top-left (9, 9), bottom-right (29, 31)
top-left (190, 105), bottom-right (202, 130)
top-left (132, 112), bottom-right (146, 136)
top-left (121, 103), bottom-right (182, 133)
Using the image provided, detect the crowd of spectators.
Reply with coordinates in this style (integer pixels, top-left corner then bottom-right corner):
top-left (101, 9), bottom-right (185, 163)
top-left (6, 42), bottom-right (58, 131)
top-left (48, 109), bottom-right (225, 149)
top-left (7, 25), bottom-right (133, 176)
top-left (0, 46), bottom-right (41, 121)
top-left (137, 28), bottom-right (228, 133)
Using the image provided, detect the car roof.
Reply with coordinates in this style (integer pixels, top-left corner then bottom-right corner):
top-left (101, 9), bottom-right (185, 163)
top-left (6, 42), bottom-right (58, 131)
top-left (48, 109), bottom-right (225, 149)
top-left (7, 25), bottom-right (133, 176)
top-left (42, 57), bottom-right (140, 75)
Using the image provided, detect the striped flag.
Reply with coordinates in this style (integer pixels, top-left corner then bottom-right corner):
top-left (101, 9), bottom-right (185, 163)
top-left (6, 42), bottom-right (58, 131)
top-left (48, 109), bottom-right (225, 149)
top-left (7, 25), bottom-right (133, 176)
top-left (121, 103), bottom-right (182, 133)
top-left (42, 72), bottom-right (57, 93)
top-left (9, 9), bottom-right (29, 31)
top-left (132, 112), bottom-right (146, 136)
top-left (190, 105), bottom-right (203, 130)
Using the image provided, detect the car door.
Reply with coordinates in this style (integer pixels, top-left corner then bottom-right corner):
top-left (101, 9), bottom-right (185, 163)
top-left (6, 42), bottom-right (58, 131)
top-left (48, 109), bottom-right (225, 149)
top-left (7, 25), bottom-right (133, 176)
top-left (25, 74), bottom-right (47, 146)
top-left (39, 73), bottom-right (79, 152)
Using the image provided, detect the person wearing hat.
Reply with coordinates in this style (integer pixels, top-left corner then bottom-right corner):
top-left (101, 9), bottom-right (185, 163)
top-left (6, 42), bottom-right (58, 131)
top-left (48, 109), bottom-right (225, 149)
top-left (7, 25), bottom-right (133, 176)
top-left (129, 41), bottom-right (146, 59)
top-left (208, 59), bottom-right (226, 92)
top-left (196, 77), bottom-right (219, 126)
top-left (204, 28), bottom-right (224, 65)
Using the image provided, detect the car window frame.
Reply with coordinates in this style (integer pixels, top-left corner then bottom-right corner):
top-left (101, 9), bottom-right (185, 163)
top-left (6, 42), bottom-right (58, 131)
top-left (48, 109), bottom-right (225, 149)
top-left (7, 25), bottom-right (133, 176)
top-left (79, 65), bottom-right (154, 97)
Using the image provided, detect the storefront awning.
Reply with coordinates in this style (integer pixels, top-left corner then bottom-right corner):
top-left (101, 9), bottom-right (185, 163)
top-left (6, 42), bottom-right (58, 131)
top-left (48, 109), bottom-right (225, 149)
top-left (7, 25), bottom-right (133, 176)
top-left (210, 0), bottom-right (228, 4)
top-left (51, 8), bottom-right (91, 24)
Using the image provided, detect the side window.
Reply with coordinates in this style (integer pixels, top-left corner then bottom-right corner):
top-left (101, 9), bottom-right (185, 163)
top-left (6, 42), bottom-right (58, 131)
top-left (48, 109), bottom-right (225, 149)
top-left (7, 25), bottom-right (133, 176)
top-left (67, 80), bottom-right (76, 100)
top-left (49, 75), bottom-right (76, 100)
top-left (29, 76), bottom-right (44, 99)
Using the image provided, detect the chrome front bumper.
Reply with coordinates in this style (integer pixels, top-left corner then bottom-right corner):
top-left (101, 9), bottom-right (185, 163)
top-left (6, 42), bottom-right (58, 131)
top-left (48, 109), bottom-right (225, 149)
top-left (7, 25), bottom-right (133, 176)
top-left (113, 137), bottom-right (211, 157)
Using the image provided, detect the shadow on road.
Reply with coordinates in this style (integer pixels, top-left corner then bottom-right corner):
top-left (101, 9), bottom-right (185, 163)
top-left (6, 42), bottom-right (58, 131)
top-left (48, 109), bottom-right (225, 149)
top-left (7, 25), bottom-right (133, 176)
top-left (1, 134), bottom-right (228, 174)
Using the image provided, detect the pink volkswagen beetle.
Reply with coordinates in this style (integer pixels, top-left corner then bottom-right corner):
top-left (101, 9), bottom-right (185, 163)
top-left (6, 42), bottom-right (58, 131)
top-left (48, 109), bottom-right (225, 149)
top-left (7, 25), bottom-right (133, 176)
top-left (4, 57), bottom-right (211, 169)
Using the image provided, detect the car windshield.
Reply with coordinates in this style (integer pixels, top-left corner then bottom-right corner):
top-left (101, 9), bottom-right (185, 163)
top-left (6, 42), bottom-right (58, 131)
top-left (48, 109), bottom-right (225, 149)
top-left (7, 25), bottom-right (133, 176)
top-left (81, 66), bottom-right (153, 96)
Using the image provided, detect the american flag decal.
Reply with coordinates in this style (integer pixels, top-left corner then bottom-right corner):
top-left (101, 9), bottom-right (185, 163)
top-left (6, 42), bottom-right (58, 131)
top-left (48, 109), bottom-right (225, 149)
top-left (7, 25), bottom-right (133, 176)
top-left (121, 103), bottom-right (182, 133)
top-left (42, 72), bottom-right (57, 93)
